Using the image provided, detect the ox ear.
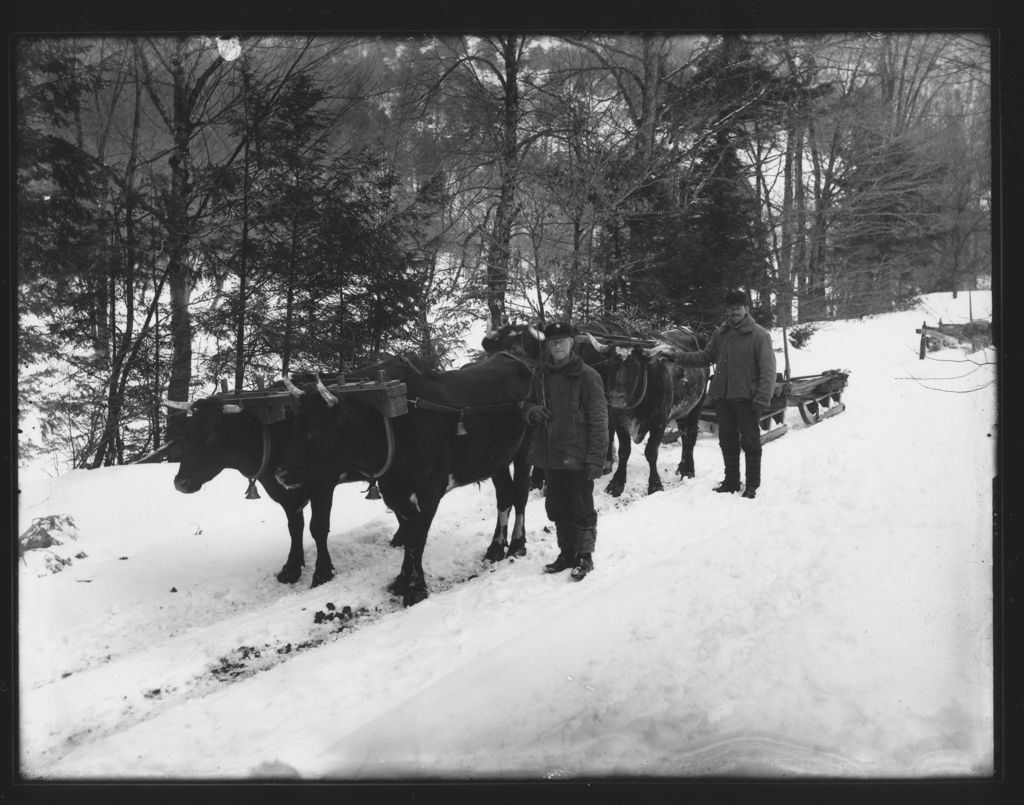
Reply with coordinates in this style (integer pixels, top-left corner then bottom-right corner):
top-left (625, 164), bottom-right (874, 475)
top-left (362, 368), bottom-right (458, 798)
top-left (222, 404), bottom-right (244, 414)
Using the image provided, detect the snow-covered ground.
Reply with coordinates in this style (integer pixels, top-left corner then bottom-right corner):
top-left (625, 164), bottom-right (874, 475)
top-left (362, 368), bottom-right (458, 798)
top-left (16, 292), bottom-right (997, 781)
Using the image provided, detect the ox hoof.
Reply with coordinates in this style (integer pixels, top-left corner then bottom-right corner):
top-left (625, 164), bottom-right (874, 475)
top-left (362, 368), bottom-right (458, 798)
top-left (389, 533), bottom-right (406, 548)
top-left (677, 467), bottom-right (695, 479)
top-left (506, 538), bottom-right (527, 558)
top-left (403, 587), bottom-right (429, 607)
top-left (277, 565), bottom-right (302, 584)
top-left (387, 574), bottom-right (409, 596)
top-left (311, 567), bottom-right (335, 588)
top-left (605, 481), bottom-right (625, 497)
top-left (647, 485), bottom-right (664, 495)
top-left (484, 543), bottom-right (507, 563)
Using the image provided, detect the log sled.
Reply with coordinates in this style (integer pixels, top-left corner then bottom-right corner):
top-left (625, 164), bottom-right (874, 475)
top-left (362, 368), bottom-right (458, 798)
top-left (696, 369), bottom-right (850, 445)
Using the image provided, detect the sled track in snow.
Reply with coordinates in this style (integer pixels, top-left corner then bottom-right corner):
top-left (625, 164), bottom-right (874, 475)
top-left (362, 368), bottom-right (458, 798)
top-left (200, 552), bottom-right (529, 685)
top-left (29, 552), bottom-right (514, 774)
top-left (31, 459), bottom-right (693, 772)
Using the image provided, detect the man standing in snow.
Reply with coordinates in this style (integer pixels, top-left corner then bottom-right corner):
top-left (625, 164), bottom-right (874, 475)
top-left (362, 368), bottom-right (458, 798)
top-left (672, 290), bottom-right (777, 499)
top-left (524, 321), bottom-right (609, 580)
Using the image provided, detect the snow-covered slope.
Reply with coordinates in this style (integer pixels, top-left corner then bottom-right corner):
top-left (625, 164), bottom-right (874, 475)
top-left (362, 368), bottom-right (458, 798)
top-left (17, 292), bottom-right (996, 780)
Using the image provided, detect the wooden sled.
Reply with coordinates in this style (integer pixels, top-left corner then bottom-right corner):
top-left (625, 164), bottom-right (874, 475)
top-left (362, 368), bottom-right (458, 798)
top-left (780, 369), bottom-right (849, 426)
top-left (916, 320), bottom-right (991, 358)
top-left (696, 368), bottom-right (849, 444)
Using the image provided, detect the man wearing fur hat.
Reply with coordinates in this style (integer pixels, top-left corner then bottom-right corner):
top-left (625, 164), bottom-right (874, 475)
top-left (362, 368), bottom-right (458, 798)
top-left (672, 290), bottom-right (776, 499)
top-left (523, 321), bottom-right (609, 580)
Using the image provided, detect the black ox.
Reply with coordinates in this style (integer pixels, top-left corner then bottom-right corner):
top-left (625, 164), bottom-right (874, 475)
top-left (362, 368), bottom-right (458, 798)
top-left (579, 326), bottom-right (708, 496)
top-left (165, 357), bottom-right (419, 587)
top-left (276, 326), bottom-right (541, 606)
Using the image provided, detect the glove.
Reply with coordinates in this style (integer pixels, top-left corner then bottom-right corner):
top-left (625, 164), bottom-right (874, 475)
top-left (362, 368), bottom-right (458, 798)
top-left (586, 463), bottom-right (604, 480)
top-left (525, 405), bottom-right (551, 425)
top-left (751, 402), bottom-right (765, 418)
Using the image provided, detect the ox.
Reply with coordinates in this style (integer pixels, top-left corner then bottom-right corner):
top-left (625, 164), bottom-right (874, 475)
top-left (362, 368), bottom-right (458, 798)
top-left (583, 327), bottom-right (709, 496)
top-left (165, 357), bottom-right (418, 587)
top-left (573, 319), bottom-right (646, 475)
top-left (478, 323), bottom-right (546, 561)
top-left (276, 342), bottom-right (538, 606)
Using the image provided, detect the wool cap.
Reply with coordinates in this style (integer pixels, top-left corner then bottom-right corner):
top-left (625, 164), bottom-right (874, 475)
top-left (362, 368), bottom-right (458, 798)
top-left (724, 289), bottom-right (749, 307)
top-left (543, 321), bottom-right (575, 340)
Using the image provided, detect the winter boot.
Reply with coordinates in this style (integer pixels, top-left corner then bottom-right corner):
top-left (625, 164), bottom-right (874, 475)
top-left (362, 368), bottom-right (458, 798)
top-left (714, 447), bottom-right (741, 493)
top-left (544, 523), bottom-right (575, 573)
top-left (742, 449), bottom-right (762, 499)
top-left (571, 553), bottom-right (594, 581)
top-left (544, 552), bottom-right (576, 573)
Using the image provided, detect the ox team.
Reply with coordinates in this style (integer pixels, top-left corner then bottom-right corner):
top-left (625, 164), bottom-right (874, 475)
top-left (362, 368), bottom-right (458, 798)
top-left (168, 289), bottom-right (774, 596)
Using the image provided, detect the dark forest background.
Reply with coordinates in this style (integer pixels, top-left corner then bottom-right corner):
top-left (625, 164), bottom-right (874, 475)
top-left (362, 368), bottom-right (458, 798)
top-left (15, 34), bottom-right (991, 469)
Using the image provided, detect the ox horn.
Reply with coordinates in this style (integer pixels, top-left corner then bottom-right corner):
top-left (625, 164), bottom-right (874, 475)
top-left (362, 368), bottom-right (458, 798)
top-left (162, 399), bottom-right (194, 412)
top-left (315, 373), bottom-right (339, 408)
top-left (282, 375), bottom-right (305, 397)
top-left (641, 343), bottom-right (673, 358)
top-left (584, 331), bottom-right (613, 353)
top-left (222, 404), bottom-right (244, 414)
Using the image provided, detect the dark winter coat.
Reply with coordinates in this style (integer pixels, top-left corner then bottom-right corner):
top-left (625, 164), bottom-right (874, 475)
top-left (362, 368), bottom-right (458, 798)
top-left (524, 352), bottom-right (609, 472)
top-left (673, 314), bottom-right (777, 408)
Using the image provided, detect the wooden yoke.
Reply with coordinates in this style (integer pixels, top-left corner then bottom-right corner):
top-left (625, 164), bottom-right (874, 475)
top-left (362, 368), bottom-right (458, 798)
top-left (214, 379), bottom-right (409, 421)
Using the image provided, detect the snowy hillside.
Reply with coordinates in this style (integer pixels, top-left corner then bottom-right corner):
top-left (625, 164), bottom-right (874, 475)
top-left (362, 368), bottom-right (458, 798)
top-left (16, 292), bottom-right (996, 781)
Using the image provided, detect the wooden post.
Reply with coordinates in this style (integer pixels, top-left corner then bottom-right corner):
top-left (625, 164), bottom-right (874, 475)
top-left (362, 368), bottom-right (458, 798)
top-left (919, 322), bottom-right (927, 360)
top-left (781, 322), bottom-right (791, 380)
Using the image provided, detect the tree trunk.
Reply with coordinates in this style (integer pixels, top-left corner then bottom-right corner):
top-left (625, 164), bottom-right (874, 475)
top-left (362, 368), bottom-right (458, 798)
top-left (484, 36), bottom-right (522, 331)
top-left (282, 215), bottom-right (299, 375)
top-left (779, 126), bottom-right (795, 326)
top-left (90, 67), bottom-right (143, 469)
top-left (164, 43), bottom-right (197, 449)
top-left (235, 129), bottom-right (251, 392)
top-left (792, 122), bottom-right (807, 318)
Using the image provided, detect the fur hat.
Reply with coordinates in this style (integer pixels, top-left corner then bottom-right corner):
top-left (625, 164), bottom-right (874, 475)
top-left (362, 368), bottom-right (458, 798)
top-left (543, 321), bottom-right (575, 340)
top-left (724, 289), bottom-right (749, 307)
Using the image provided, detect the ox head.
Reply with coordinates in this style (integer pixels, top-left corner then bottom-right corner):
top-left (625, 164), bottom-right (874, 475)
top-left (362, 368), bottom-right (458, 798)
top-left (603, 344), bottom-right (653, 410)
top-left (570, 332), bottom-right (648, 409)
top-left (164, 398), bottom-right (260, 493)
top-left (481, 322), bottom-right (545, 364)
